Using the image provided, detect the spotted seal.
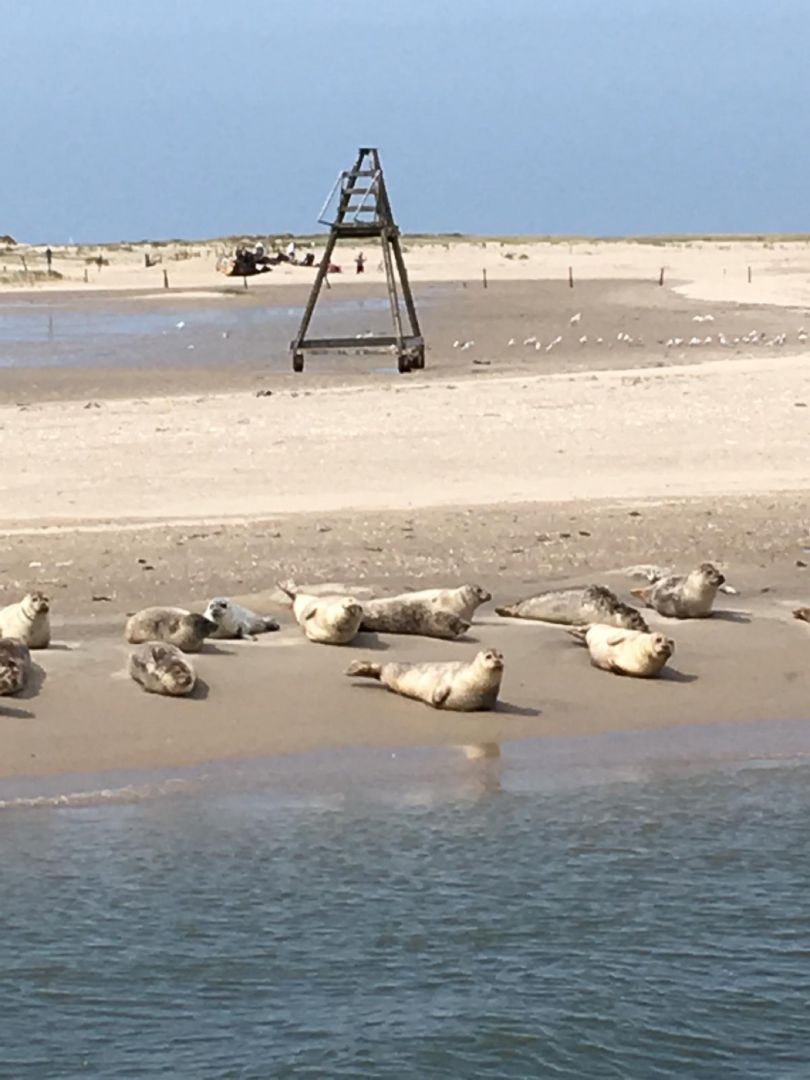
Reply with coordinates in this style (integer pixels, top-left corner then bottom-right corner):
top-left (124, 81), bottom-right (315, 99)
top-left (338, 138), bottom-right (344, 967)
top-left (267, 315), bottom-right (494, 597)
top-left (0, 592), bottom-right (51, 649)
top-left (278, 581), bottom-right (363, 645)
top-left (203, 597), bottom-right (280, 640)
top-left (383, 584), bottom-right (491, 623)
top-left (567, 625), bottom-right (674, 678)
top-left (630, 563), bottom-right (725, 618)
top-left (359, 597), bottom-right (470, 640)
top-left (0, 638), bottom-right (32, 695)
top-left (125, 607), bottom-right (217, 653)
top-left (496, 585), bottom-right (648, 631)
top-left (346, 649), bottom-right (504, 711)
top-left (128, 642), bottom-right (197, 696)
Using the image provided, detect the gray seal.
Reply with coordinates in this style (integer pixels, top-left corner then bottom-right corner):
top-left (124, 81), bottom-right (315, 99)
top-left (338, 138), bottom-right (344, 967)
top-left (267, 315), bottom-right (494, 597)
top-left (125, 607), bottom-right (218, 653)
top-left (129, 642), bottom-right (196, 696)
top-left (346, 649), bottom-right (504, 711)
top-left (381, 585), bottom-right (491, 623)
top-left (496, 585), bottom-right (648, 631)
top-left (0, 637), bottom-right (32, 695)
top-left (630, 563), bottom-right (725, 618)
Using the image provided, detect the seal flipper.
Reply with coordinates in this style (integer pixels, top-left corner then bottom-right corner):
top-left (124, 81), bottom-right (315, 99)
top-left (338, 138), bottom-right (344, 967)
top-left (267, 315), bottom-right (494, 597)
top-left (277, 580), bottom-right (298, 601)
top-left (630, 586), bottom-right (654, 607)
top-left (262, 617), bottom-right (280, 632)
top-left (495, 604), bottom-right (517, 618)
top-left (566, 626), bottom-right (589, 646)
top-left (431, 685), bottom-right (451, 708)
top-left (345, 660), bottom-right (382, 680)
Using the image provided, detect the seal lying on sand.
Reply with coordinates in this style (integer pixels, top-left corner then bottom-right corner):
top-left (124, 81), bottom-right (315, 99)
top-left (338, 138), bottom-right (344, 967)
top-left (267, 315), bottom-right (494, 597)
top-left (203, 597), bottom-right (280, 640)
top-left (496, 585), bottom-right (648, 631)
top-left (0, 592), bottom-right (51, 648)
top-left (125, 607), bottom-right (217, 653)
top-left (359, 597), bottom-right (470, 640)
top-left (346, 649), bottom-right (504, 711)
top-left (620, 564), bottom-right (738, 596)
top-left (383, 584), bottom-right (491, 623)
top-left (567, 625), bottom-right (674, 678)
top-left (278, 581), bottom-right (363, 645)
top-left (129, 642), bottom-right (196, 696)
top-left (0, 638), bottom-right (32, 695)
top-left (630, 563), bottom-right (725, 618)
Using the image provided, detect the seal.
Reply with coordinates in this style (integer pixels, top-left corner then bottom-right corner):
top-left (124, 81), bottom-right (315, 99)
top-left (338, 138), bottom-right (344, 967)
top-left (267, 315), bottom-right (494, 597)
top-left (381, 584), bottom-right (491, 623)
top-left (496, 585), bottom-right (648, 631)
top-left (0, 591), bottom-right (51, 648)
top-left (620, 564), bottom-right (738, 596)
top-left (630, 563), bottom-right (725, 618)
top-left (0, 637), bottom-right (32, 696)
top-left (278, 581), bottom-right (363, 645)
top-left (203, 597), bottom-right (280, 640)
top-left (567, 624), bottom-right (674, 678)
top-left (346, 649), bottom-right (504, 711)
top-left (125, 607), bottom-right (218, 653)
top-left (359, 597), bottom-right (470, 640)
top-left (128, 642), bottom-right (196, 696)
top-left (793, 607), bottom-right (810, 624)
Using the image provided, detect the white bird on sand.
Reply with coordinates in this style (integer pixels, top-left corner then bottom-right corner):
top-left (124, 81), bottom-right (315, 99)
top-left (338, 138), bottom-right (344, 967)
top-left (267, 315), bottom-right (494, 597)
top-left (673, 337), bottom-right (683, 346)
top-left (523, 336), bottom-right (537, 346)
top-left (579, 335), bottom-right (588, 344)
top-left (535, 341), bottom-right (542, 351)
top-left (570, 312), bottom-right (582, 324)
top-left (703, 336), bottom-right (713, 345)
top-left (546, 335), bottom-right (563, 352)
top-left (507, 338), bottom-right (515, 346)
top-left (689, 336), bottom-right (702, 346)
top-left (596, 337), bottom-right (603, 344)
top-left (175, 321), bottom-right (185, 329)
top-left (453, 340), bottom-right (461, 348)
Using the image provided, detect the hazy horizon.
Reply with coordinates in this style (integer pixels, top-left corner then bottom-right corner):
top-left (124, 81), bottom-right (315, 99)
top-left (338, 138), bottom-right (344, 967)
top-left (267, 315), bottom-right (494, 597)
top-left (4, 0), bottom-right (809, 244)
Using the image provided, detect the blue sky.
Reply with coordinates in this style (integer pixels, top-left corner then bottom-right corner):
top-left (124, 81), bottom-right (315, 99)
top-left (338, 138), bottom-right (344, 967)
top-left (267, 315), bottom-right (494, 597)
top-left (3, 0), bottom-right (808, 242)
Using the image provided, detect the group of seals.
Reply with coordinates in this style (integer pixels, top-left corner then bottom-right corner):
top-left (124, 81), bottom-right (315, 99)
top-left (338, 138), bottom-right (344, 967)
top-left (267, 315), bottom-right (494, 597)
top-left (346, 649), bottom-right (504, 711)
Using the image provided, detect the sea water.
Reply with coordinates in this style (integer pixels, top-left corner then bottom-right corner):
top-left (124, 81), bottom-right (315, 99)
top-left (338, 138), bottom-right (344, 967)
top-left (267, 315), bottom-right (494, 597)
top-left (2, 724), bottom-right (810, 1079)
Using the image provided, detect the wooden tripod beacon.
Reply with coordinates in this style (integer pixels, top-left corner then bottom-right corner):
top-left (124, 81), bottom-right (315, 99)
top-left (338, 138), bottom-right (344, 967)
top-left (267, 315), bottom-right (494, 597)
top-left (290, 148), bottom-right (425, 374)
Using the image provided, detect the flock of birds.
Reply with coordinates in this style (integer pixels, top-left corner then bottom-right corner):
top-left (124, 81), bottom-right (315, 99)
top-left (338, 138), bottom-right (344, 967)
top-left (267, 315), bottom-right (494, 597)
top-left (2, 563), bottom-right (807, 712)
top-left (450, 313), bottom-right (809, 355)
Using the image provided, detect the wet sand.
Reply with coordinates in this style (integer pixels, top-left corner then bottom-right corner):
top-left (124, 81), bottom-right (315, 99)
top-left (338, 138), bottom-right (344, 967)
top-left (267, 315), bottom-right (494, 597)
top-left (1, 261), bottom-right (809, 782)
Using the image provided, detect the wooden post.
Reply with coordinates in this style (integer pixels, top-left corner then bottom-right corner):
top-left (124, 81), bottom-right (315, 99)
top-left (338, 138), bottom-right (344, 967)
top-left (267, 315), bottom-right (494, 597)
top-left (243, 275), bottom-right (248, 290)
top-left (658, 266), bottom-right (665, 286)
top-left (747, 265), bottom-right (752, 283)
top-left (163, 269), bottom-right (169, 289)
top-left (482, 268), bottom-right (487, 289)
top-left (568, 266), bottom-right (574, 288)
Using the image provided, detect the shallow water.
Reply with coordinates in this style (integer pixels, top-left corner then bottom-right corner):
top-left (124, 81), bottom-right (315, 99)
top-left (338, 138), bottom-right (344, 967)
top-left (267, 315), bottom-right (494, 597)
top-left (2, 724), bottom-right (810, 1078)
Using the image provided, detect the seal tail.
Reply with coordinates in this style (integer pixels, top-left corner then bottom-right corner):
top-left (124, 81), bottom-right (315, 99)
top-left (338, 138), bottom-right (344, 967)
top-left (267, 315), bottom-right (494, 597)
top-left (565, 626), bottom-right (590, 646)
top-left (276, 579), bottom-right (298, 602)
top-left (261, 617), bottom-right (280, 632)
top-left (495, 604), bottom-right (516, 618)
top-left (345, 660), bottom-right (382, 680)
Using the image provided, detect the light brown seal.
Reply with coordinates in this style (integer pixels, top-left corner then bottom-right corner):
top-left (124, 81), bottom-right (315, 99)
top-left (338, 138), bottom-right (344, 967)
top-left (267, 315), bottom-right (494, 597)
top-left (630, 563), bottom-right (725, 618)
top-left (567, 625), bottom-right (674, 678)
top-left (0, 591), bottom-right (51, 648)
top-left (0, 637), bottom-right (32, 695)
top-left (496, 585), bottom-right (648, 631)
top-left (278, 581), bottom-right (363, 645)
top-left (125, 607), bottom-right (217, 653)
top-left (128, 642), bottom-right (196, 696)
top-left (346, 649), bottom-right (504, 710)
top-left (359, 597), bottom-right (470, 640)
top-left (385, 584), bottom-right (491, 623)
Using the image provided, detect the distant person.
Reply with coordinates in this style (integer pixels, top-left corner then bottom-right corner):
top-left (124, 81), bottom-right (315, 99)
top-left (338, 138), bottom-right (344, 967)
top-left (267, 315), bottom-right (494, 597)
top-left (45, 247), bottom-right (53, 273)
top-left (355, 251), bottom-right (366, 274)
top-left (286, 240), bottom-right (296, 262)
top-left (301, 251), bottom-right (315, 267)
top-left (254, 241), bottom-right (265, 260)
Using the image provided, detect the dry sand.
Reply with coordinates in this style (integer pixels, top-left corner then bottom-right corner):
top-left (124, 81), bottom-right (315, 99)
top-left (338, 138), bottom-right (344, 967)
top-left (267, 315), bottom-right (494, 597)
top-left (1, 241), bottom-right (809, 784)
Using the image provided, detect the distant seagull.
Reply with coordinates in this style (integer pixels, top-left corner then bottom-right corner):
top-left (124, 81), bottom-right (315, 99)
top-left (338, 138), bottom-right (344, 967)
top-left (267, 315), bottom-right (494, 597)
top-left (579, 335), bottom-right (587, 344)
top-left (569, 312), bottom-right (582, 325)
top-left (507, 338), bottom-right (515, 346)
top-left (523, 336), bottom-right (537, 346)
top-left (176, 321), bottom-right (185, 329)
top-left (546, 335), bottom-right (562, 352)
top-left (535, 341), bottom-right (542, 351)
top-left (221, 331), bottom-right (229, 339)
top-left (453, 340), bottom-right (461, 348)
top-left (703, 336), bottom-right (712, 345)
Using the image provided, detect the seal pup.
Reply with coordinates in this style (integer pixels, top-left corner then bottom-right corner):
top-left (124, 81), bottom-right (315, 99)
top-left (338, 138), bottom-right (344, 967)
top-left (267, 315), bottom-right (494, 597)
top-left (567, 625), bottom-right (674, 678)
top-left (359, 597), bottom-right (470, 640)
top-left (125, 607), bottom-right (217, 653)
top-left (203, 597), bottom-right (280, 640)
top-left (630, 563), bottom-right (725, 619)
top-left (381, 584), bottom-right (491, 623)
top-left (496, 585), bottom-right (648, 631)
top-left (278, 581), bottom-right (363, 645)
top-left (0, 638), bottom-right (32, 695)
top-left (128, 642), bottom-right (196, 696)
top-left (346, 649), bottom-right (504, 711)
top-left (0, 591), bottom-right (51, 649)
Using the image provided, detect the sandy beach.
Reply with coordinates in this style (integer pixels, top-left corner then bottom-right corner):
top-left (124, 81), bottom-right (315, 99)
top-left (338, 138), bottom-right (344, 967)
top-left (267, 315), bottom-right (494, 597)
top-left (1, 238), bottom-right (809, 782)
